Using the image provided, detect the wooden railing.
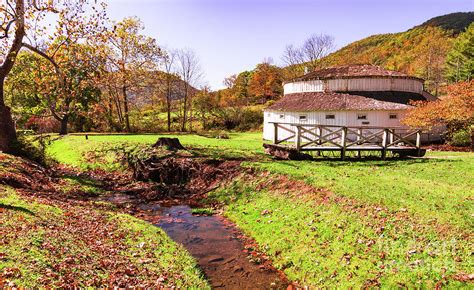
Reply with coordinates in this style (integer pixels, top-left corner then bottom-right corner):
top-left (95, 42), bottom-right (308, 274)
top-left (270, 122), bottom-right (423, 160)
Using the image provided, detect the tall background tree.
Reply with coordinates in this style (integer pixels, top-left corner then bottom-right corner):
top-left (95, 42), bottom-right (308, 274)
top-left (161, 49), bottom-right (179, 132)
top-left (282, 33), bottom-right (335, 78)
top-left (175, 48), bottom-right (202, 132)
top-left (445, 23), bottom-right (473, 82)
top-left (248, 61), bottom-right (284, 104)
top-left (104, 17), bottom-right (161, 132)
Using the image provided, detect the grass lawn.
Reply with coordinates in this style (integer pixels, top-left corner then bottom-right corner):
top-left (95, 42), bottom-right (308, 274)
top-left (44, 133), bottom-right (473, 287)
top-left (46, 132), bottom-right (265, 169)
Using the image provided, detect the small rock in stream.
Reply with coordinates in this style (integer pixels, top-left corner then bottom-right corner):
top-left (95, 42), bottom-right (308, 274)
top-left (208, 255), bottom-right (225, 263)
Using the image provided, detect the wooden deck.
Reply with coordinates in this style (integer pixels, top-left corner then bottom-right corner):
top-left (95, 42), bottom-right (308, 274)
top-left (265, 122), bottom-right (425, 160)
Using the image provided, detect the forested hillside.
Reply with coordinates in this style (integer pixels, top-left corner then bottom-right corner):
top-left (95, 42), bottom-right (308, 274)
top-left (320, 12), bottom-right (473, 94)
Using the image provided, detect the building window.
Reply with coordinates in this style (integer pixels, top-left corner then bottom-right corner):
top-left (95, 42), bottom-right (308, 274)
top-left (389, 113), bottom-right (398, 119)
top-left (325, 114), bottom-right (335, 120)
top-left (362, 121), bottom-right (370, 125)
top-left (299, 115), bottom-right (307, 121)
top-left (357, 114), bottom-right (367, 120)
top-left (279, 114), bottom-right (285, 119)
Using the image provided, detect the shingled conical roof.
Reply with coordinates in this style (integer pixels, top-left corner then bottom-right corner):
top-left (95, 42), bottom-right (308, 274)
top-left (291, 65), bottom-right (421, 82)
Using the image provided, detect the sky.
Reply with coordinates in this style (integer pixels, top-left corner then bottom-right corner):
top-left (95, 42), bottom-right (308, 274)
top-left (106, 0), bottom-right (473, 89)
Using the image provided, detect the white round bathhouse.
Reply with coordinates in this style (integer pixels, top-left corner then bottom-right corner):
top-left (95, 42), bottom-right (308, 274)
top-left (263, 65), bottom-right (438, 142)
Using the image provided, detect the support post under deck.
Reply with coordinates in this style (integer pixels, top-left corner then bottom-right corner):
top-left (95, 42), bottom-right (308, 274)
top-left (295, 126), bottom-right (301, 151)
top-left (356, 128), bottom-right (362, 158)
top-left (273, 123), bottom-right (278, 144)
top-left (340, 127), bottom-right (347, 161)
top-left (416, 130), bottom-right (421, 157)
top-left (381, 129), bottom-right (388, 160)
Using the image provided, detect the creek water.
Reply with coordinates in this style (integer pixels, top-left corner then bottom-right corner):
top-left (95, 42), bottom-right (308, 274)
top-left (137, 203), bottom-right (287, 289)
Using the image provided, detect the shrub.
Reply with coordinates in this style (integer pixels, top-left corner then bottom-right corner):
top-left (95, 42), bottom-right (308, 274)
top-left (25, 116), bottom-right (60, 133)
top-left (11, 135), bottom-right (55, 166)
top-left (448, 129), bottom-right (471, 147)
top-left (16, 129), bottom-right (35, 137)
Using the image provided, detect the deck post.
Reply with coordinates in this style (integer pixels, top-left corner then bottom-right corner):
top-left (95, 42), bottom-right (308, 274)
top-left (389, 129), bottom-right (394, 145)
top-left (340, 127), bottom-right (347, 160)
top-left (382, 128), bottom-right (388, 160)
top-left (316, 126), bottom-right (322, 145)
top-left (273, 123), bottom-right (278, 144)
top-left (295, 126), bottom-right (301, 151)
top-left (356, 128), bottom-right (362, 158)
top-left (416, 130), bottom-right (421, 157)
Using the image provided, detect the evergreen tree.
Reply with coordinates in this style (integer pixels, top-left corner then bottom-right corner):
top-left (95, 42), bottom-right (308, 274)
top-left (446, 23), bottom-right (474, 82)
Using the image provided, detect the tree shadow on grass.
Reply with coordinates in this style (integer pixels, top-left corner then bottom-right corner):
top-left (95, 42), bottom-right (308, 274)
top-left (262, 155), bottom-right (462, 168)
top-left (0, 203), bottom-right (35, 215)
top-left (61, 174), bottom-right (102, 188)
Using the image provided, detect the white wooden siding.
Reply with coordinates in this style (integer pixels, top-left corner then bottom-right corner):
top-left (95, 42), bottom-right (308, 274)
top-left (263, 110), bottom-right (408, 141)
top-left (327, 78), bottom-right (423, 93)
top-left (283, 80), bottom-right (324, 94)
top-left (284, 78), bottom-right (423, 95)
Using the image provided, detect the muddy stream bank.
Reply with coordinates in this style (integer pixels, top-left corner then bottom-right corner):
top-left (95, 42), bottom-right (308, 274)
top-left (106, 193), bottom-right (288, 288)
top-left (104, 155), bottom-right (289, 288)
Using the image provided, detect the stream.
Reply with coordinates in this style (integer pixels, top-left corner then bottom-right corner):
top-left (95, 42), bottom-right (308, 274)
top-left (155, 205), bottom-right (287, 288)
top-left (106, 193), bottom-right (288, 288)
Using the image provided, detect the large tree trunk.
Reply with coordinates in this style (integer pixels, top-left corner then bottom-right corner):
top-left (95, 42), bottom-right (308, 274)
top-left (59, 114), bottom-right (69, 135)
top-left (0, 80), bottom-right (17, 152)
top-left (122, 86), bottom-right (131, 132)
top-left (0, 0), bottom-right (25, 153)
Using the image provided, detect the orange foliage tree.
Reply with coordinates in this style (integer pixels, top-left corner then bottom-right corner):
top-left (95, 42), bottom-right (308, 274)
top-left (402, 81), bottom-right (474, 133)
top-left (248, 62), bottom-right (284, 104)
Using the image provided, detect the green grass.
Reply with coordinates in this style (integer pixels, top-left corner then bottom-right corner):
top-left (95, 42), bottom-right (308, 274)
top-left (47, 132), bottom-right (265, 169)
top-left (249, 155), bottom-right (474, 232)
top-left (191, 207), bottom-right (215, 215)
top-left (44, 132), bottom-right (474, 287)
top-left (208, 178), bottom-right (472, 287)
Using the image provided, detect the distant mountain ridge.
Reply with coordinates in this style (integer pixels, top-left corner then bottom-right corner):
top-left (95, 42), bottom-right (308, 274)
top-left (415, 12), bottom-right (474, 34)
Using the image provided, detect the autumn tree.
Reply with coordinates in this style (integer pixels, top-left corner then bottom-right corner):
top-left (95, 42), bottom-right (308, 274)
top-left (411, 29), bottom-right (452, 96)
top-left (193, 86), bottom-right (218, 129)
top-left (175, 48), bottom-right (202, 132)
top-left (221, 71), bottom-right (252, 107)
top-left (0, 0), bottom-right (25, 152)
top-left (446, 23), bottom-right (473, 82)
top-left (18, 1), bottom-right (107, 135)
top-left (160, 49), bottom-right (180, 131)
top-left (104, 17), bottom-right (162, 132)
top-left (402, 80), bottom-right (474, 139)
top-left (248, 62), bottom-right (284, 104)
